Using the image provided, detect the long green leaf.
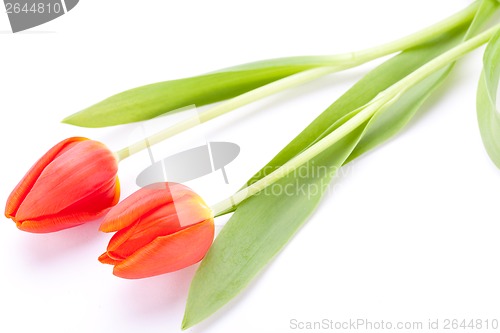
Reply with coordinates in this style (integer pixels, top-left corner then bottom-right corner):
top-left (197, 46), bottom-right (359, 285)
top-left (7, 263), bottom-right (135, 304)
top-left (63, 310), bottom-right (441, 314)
top-left (62, 57), bottom-right (333, 128)
top-left (183, 2), bottom-right (497, 329)
top-left (350, 0), bottom-right (498, 162)
top-left (477, 28), bottom-right (500, 168)
top-left (61, 3), bottom-right (480, 129)
top-left (184, 118), bottom-right (368, 330)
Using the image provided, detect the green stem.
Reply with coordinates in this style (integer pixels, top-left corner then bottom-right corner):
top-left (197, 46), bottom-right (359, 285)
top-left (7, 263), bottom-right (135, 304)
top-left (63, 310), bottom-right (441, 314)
top-left (114, 2), bottom-right (478, 161)
top-left (114, 67), bottom-right (338, 161)
top-left (211, 22), bottom-right (500, 217)
top-left (320, 0), bottom-right (479, 65)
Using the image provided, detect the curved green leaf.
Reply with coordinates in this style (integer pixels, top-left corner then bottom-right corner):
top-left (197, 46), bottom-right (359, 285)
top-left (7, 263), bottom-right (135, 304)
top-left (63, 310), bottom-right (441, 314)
top-left (477, 28), bottom-right (500, 168)
top-left (62, 57), bottom-right (334, 128)
top-left (182, 2), bottom-right (499, 326)
top-left (349, 0), bottom-right (498, 162)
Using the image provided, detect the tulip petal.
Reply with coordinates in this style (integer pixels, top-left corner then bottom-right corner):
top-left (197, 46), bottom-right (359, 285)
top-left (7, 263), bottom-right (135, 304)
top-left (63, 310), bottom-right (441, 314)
top-left (98, 252), bottom-right (122, 265)
top-left (15, 140), bottom-right (118, 222)
top-left (5, 137), bottom-right (87, 218)
top-left (99, 182), bottom-right (195, 233)
top-left (113, 219), bottom-right (214, 279)
top-left (16, 176), bottom-right (120, 233)
top-left (106, 204), bottom-right (178, 259)
top-left (106, 193), bottom-right (212, 259)
top-left (61, 176), bottom-right (120, 216)
top-left (17, 210), bottom-right (104, 233)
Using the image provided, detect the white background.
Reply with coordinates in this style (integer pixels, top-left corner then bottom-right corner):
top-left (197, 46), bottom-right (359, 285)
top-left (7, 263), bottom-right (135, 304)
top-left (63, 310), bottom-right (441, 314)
top-left (1, 1), bottom-right (500, 332)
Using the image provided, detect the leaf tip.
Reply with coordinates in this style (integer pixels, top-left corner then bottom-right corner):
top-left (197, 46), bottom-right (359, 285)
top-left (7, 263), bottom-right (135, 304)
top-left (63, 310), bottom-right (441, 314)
top-left (61, 111), bottom-right (102, 128)
top-left (182, 296), bottom-right (209, 330)
top-left (181, 313), bottom-right (193, 330)
top-left (61, 114), bottom-right (77, 126)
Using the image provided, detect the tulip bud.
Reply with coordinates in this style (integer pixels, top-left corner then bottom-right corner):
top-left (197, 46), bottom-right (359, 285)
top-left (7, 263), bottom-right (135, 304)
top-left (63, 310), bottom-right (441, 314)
top-left (98, 182), bottom-right (214, 279)
top-left (5, 137), bottom-right (120, 233)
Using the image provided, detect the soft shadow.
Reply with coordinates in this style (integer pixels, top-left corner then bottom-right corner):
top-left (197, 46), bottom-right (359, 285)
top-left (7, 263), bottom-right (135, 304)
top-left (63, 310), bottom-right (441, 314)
top-left (17, 219), bottom-right (103, 263)
top-left (188, 252), bottom-right (289, 332)
top-left (117, 265), bottom-right (198, 317)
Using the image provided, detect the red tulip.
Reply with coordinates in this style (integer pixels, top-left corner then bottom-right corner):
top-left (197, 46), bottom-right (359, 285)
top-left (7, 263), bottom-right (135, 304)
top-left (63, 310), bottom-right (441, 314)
top-left (5, 137), bottom-right (120, 233)
top-left (98, 182), bottom-right (214, 279)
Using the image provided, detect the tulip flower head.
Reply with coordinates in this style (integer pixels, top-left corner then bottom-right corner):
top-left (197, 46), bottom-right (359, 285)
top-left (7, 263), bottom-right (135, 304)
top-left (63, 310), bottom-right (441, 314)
top-left (98, 182), bottom-right (214, 279)
top-left (5, 137), bottom-right (120, 233)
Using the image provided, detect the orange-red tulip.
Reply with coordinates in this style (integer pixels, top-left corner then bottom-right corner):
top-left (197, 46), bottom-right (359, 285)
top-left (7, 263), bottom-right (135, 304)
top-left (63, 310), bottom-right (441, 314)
top-left (5, 137), bottom-right (120, 233)
top-left (98, 182), bottom-right (214, 279)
